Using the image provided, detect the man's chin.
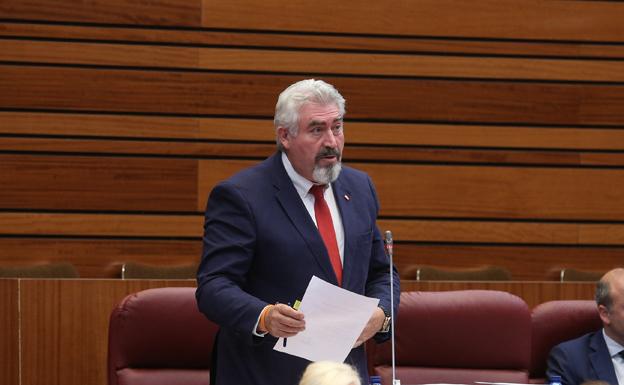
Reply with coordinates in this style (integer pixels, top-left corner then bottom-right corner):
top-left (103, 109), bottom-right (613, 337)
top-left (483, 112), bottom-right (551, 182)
top-left (312, 162), bottom-right (342, 184)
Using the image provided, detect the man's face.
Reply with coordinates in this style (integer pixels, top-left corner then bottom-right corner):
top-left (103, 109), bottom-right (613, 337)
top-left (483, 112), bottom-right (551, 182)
top-left (600, 278), bottom-right (624, 346)
top-left (278, 102), bottom-right (344, 183)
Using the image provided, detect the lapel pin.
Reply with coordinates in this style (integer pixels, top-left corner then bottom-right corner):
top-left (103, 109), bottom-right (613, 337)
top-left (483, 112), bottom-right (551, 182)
top-left (344, 194), bottom-right (350, 201)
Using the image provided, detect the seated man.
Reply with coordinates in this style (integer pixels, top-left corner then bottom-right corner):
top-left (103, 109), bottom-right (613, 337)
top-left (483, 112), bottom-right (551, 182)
top-left (547, 268), bottom-right (624, 385)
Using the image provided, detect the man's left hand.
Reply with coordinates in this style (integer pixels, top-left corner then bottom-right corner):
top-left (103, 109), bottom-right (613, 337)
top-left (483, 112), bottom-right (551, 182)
top-left (353, 307), bottom-right (385, 348)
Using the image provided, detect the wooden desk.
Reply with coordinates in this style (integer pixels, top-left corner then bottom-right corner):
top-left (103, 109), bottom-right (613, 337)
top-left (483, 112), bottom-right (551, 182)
top-left (0, 279), bottom-right (596, 385)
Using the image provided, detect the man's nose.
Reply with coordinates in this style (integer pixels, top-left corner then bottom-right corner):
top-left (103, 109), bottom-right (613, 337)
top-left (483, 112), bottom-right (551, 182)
top-left (322, 129), bottom-right (338, 147)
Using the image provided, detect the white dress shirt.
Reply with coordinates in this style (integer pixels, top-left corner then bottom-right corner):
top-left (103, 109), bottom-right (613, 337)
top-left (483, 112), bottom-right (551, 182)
top-left (281, 152), bottom-right (345, 263)
top-left (603, 329), bottom-right (624, 385)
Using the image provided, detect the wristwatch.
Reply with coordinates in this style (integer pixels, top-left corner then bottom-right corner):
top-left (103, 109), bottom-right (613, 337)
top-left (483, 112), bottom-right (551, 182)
top-left (379, 307), bottom-right (391, 333)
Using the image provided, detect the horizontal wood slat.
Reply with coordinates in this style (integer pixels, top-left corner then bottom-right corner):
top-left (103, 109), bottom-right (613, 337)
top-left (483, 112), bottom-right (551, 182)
top-left (3, 1), bottom-right (624, 42)
top-left (0, 0), bottom-right (202, 26)
top-left (2, 213), bottom-right (623, 246)
top-left (381, 219), bottom-right (624, 246)
top-left (201, 0), bottom-right (624, 42)
top-left (5, 136), bottom-right (624, 167)
top-left (394, 244), bottom-right (624, 281)
top-left (3, 66), bottom-right (624, 125)
top-left (0, 154), bottom-right (198, 211)
top-left (0, 213), bottom-right (203, 238)
top-left (2, 112), bottom-right (624, 150)
top-left (198, 159), bottom-right (624, 220)
top-left (0, 136), bottom-right (276, 159)
top-left (4, 39), bottom-right (624, 82)
top-left (0, 237), bottom-right (622, 280)
top-left (400, 281), bottom-right (596, 308)
top-left (364, 163), bottom-right (624, 220)
top-left (0, 238), bottom-right (201, 278)
top-left (4, 22), bottom-right (624, 59)
top-left (2, 155), bottom-right (623, 220)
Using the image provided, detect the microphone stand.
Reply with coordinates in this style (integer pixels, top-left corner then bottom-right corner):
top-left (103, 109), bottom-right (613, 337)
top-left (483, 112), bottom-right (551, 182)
top-left (384, 231), bottom-right (400, 385)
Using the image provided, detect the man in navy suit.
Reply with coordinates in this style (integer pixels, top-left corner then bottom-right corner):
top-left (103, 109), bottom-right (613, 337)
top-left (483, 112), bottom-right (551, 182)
top-left (196, 79), bottom-right (400, 385)
top-left (547, 268), bottom-right (624, 385)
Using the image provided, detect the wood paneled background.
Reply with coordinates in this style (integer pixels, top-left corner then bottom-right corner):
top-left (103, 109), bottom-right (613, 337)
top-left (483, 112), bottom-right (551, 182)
top-left (1, 0), bottom-right (624, 280)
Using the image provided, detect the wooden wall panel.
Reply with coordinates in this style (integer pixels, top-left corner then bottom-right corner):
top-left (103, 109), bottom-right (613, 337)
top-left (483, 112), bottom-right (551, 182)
top-left (400, 281), bottom-right (597, 309)
top-left (1, 3), bottom-right (623, 385)
top-left (1, 1), bottom-right (623, 285)
top-left (4, 22), bottom-right (624, 59)
top-left (0, 238), bottom-right (201, 278)
top-left (0, 154), bottom-right (197, 211)
top-left (197, 160), bottom-right (624, 220)
top-left (202, 0), bottom-right (624, 42)
top-left (3, 66), bottom-right (624, 125)
top-left (3, 1), bottom-right (623, 42)
top-left (365, 164), bottom-right (624, 220)
top-left (0, 0), bottom-right (202, 26)
top-left (393, 244), bottom-right (624, 281)
top-left (1, 213), bottom-right (623, 281)
top-left (4, 213), bottom-right (624, 246)
top-left (0, 136), bottom-right (274, 159)
top-left (0, 279), bottom-right (18, 385)
top-left (4, 39), bottom-right (624, 82)
top-left (0, 213), bottom-right (203, 238)
top-left (379, 219), bottom-right (624, 246)
top-left (3, 112), bottom-right (624, 151)
top-left (18, 279), bottom-right (194, 385)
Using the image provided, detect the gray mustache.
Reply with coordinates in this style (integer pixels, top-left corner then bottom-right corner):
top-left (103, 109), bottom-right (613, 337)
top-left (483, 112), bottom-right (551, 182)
top-left (316, 147), bottom-right (341, 160)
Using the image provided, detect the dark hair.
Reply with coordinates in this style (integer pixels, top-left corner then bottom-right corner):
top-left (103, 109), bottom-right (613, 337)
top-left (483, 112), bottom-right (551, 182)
top-left (596, 278), bottom-right (612, 310)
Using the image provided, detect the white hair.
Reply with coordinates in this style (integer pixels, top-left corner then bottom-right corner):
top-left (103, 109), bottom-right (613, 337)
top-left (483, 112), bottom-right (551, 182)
top-left (298, 361), bottom-right (361, 385)
top-left (274, 79), bottom-right (346, 151)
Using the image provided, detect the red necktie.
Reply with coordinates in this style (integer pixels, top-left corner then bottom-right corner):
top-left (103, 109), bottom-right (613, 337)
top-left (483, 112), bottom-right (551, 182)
top-left (310, 184), bottom-right (342, 285)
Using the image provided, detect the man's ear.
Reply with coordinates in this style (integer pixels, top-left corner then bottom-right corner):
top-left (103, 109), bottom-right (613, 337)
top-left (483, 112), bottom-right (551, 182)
top-left (277, 127), bottom-right (291, 150)
top-left (598, 304), bottom-right (611, 325)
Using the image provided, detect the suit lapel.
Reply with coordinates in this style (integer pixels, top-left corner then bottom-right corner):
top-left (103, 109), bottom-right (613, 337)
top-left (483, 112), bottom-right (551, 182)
top-left (270, 154), bottom-right (339, 285)
top-left (589, 331), bottom-right (619, 385)
top-left (332, 177), bottom-right (355, 289)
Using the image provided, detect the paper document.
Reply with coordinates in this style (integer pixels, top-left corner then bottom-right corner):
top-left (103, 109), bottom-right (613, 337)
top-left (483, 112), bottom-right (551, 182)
top-left (273, 275), bottom-right (379, 362)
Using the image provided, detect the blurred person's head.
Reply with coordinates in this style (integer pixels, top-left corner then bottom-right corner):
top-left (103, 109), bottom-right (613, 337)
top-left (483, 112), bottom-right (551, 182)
top-left (596, 268), bottom-right (624, 345)
top-left (298, 361), bottom-right (361, 385)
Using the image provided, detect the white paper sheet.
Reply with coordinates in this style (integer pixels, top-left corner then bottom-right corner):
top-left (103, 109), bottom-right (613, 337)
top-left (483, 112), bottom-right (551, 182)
top-left (273, 275), bottom-right (380, 362)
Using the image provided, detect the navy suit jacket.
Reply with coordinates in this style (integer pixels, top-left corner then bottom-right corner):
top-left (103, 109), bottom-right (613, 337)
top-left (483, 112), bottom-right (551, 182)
top-left (196, 152), bottom-right (400, 385)
top-left (547, 330), bottom-right (618, 385)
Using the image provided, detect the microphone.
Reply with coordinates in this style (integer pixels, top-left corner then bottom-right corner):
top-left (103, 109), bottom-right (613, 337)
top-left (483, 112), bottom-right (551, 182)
top-left (384, 231), bottom-right (400, 385)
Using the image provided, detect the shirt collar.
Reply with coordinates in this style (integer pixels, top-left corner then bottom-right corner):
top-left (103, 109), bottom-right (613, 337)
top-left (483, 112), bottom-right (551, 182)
top-left (603, 328), bottom-right (624, 357)
top-left (281, 151), bottom-right (316, 199)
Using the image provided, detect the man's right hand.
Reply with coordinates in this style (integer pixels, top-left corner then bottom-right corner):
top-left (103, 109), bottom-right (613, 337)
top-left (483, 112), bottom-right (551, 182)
top-left (263, 303), bottom-right (305, 338)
